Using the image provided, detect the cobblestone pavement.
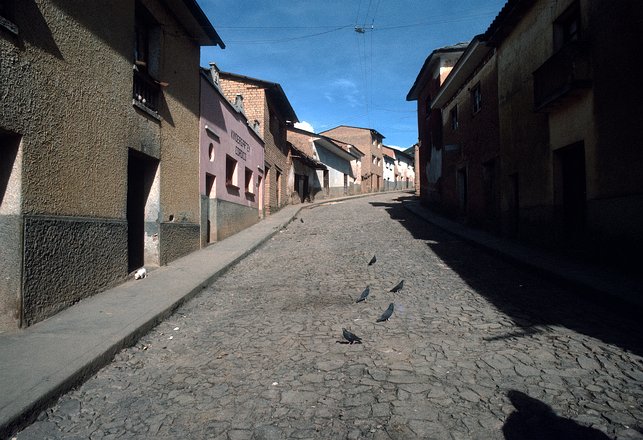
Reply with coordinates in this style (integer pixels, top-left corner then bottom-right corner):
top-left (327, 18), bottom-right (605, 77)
top-left (16, 193), bottom-right (643, 439)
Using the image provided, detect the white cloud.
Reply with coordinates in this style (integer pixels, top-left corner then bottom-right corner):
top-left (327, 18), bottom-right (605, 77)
top-left (327, 78), bottom-right (361, 108)
top-left (294, 121), bottom-right (315, 133)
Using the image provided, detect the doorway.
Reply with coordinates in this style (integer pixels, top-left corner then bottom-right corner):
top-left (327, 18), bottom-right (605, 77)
top-left (127, 150), bottom-right (158, 272)
top-left (205, 173), bottom-right (215, 243)
top-left (457, 167), bottom-right (467, 215)
top-left (555, 142), bottom-right (586, 243)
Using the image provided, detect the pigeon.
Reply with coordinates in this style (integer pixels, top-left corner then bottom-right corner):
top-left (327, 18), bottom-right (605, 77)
top-left (356, 286), bottom-right (370, 303)
top-left (342, 328), bottom-right (362, 344)
top-left (376, 303), bottom-right (395, 322)
top-left (300, 218), bottom-right (304, 223)
top-left (389, 280), bottom-right (404, 293)
top-left (368, 255), bottom-right (377, 266)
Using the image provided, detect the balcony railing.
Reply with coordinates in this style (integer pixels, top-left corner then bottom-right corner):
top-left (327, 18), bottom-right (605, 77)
top-left (533, 41), bottom-right (592, 112)
top-left (133, 70), bottom-right (160, 114)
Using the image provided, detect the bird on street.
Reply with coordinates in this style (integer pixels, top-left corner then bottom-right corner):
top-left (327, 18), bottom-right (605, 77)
top-left (356, 286), bottom-right (370, 303)
top-left (389, 280), bottom-right (404, 293)
top-left (368, 255), bottom-right (377, 266)
top-left (300, 218), bottom-right (304, 223)
top-left (376, 303), bottom-right (395, 322)
top-left (342, 328), bottom-right (362, 344)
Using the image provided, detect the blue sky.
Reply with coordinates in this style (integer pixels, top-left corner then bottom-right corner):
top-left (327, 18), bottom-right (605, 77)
top-left (198, 0), bottom-right (507, 149)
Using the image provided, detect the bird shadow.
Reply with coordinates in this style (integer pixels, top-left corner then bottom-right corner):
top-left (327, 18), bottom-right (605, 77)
top-left (335, 340), bottom-right (361, 345)
top-left (369, 196), bottom-right (643, 357)
top-left (502, 390), bottom-right (610, 440)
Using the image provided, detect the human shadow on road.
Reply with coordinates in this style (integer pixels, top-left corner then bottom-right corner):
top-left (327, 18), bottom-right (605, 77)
top-left (369, 197), bottom-right (643, 357)
top-left (502, 390), bottom-right (610, 440)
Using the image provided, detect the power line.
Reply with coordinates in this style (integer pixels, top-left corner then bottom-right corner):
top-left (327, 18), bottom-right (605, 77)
top-left (225, 25), bottom-right (353, 44)
top-left (221, 10), bottom-right (499, 44)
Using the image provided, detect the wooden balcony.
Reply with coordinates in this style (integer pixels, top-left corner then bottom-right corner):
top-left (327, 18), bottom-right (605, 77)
top-left (533, 41), bottom-right (592, 112)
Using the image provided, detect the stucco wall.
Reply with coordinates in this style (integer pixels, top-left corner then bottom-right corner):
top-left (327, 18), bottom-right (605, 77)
top-left (21, 216), bottom-right (128, 326)
top-left (496, 1), bottom-right (559, 241)
top-left (211, 198), bottom-right (258, 241)
top-left (159, 222), bottom-right (200, 266)
top-left (316, 145), bottom-right (350, 188)
top-left (0, 1), bottom-right (208, 328)
top-left (200, 76), bottom-right (264, 208)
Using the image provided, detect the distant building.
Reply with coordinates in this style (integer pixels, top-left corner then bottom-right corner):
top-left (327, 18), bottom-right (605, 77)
top-left (0, 0), bottom-right (223, 329)
top-left (287, 141), bottom-right (326, 204)
top-left (320, 126), bottom-right (385, 193)
top-left (218, 72), bottom-right (298, 216)
top-left (393, 148), bottom-right (416, 190)
top-left (381, 146), bottom-right (397, 190)
top-left (199, 65), bottom-right (265, 244)
top-left (287, 127), bottom-right (363, 199)
top-left (406, 43), bottom-right (468, 203)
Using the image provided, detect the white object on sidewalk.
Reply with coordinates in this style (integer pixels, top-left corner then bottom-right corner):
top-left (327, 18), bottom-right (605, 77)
top-left (134, 268), bottom-right (147, 280)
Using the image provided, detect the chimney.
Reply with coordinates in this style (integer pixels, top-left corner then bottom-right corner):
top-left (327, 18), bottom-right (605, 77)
top-left (208, 62), bottom-right (221, 90)
top-left (234, 94), bottom-right (245, 115)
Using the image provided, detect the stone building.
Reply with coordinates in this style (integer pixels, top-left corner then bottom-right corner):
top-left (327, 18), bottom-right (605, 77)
top-left (287, 126), bottom-right (362, 200)
top-left (430, 35), bottom-right (501, 231)
top-left (0, 0), bottom-right (223, 329)
top-left (320, 126), bottom-right (384, 193)
top-left (199, 65), bottom-right (265, 244)
top-left (217, 71), bottom-right (298, 216)
top-left (406, 43), bottom-right (468, 203)
top-left (486, 0), bottom-right (643, 257)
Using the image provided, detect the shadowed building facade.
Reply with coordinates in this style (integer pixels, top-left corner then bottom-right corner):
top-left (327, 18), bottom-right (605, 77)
top-left (0, 0), bottom-right (223, 329)
top-left (486, 0), bottom-right (643, 258)
top-left (406, 43), bottom-right (468, 203)
top-left (430, 35), bottom-right (501, 231)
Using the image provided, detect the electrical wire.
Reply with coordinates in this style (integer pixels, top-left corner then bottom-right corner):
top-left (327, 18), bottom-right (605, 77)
top-left (224, 25), bottom-right (353, 44)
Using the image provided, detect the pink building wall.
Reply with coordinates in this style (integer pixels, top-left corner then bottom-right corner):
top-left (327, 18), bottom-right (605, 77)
top-left (199, 72), bottom-right (265, 244)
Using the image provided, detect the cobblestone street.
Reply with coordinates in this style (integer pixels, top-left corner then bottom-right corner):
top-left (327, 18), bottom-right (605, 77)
top-left (16, 193), bottom-right (643, 439)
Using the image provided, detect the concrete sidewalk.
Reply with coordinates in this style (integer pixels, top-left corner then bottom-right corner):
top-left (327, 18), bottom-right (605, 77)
top-left (0, 204), bottom-right (305, 438)
top-left (403, 199), bottom-right (643, 309)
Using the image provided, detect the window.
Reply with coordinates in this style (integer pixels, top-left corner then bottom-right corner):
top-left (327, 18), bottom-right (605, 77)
top-left (245, 167), bottom-right (253, 194)
top-left (225, 155), bottom-right (238, 187)
top-left (554, 1), bottom-right (580, 51)
top-left (133, 2), bottom-right (160, 114)
top-left (208, 143), bottom-right (215, 162)
top-left (471, 83), bottom-right (482, 114)
top-left (205, 173), bottom-right (215, 199)
top-left (450, 105), bottom-right (459, 130)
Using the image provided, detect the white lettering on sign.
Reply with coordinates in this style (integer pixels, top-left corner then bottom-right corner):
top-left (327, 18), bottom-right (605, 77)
top-left (231, 130), bottom-right (250, 161)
